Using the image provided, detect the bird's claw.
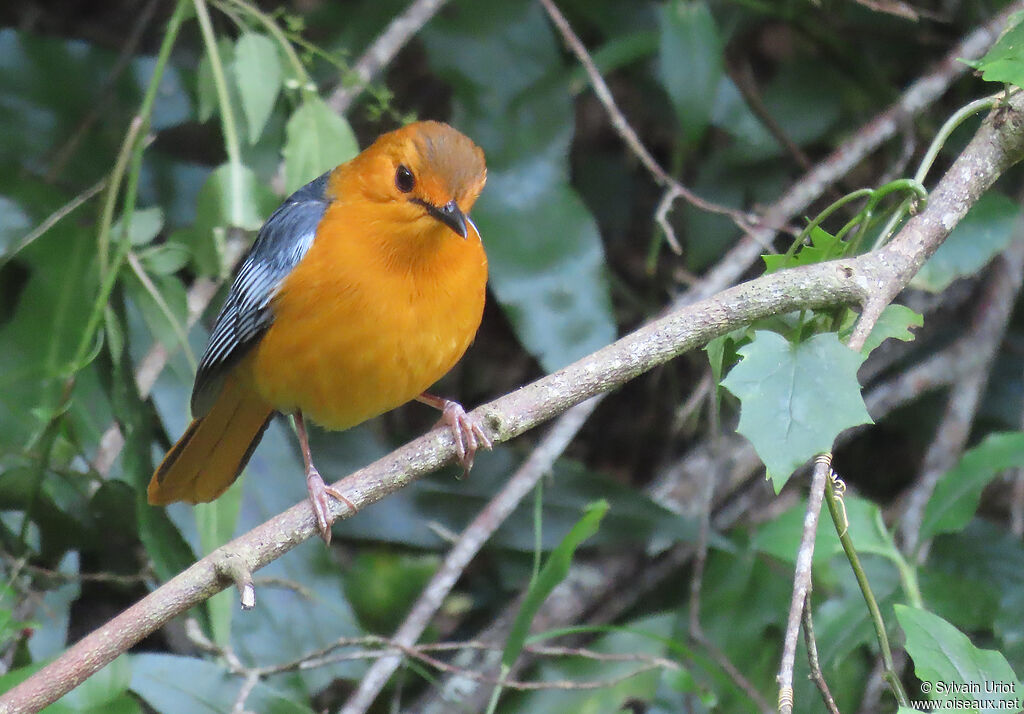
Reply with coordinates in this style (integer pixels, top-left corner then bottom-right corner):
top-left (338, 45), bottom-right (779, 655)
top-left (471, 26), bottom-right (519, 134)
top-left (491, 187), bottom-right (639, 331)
top-left (305, 466), bottom-right (356, 544)
top-left (437, 400), bottom-right (492, 474)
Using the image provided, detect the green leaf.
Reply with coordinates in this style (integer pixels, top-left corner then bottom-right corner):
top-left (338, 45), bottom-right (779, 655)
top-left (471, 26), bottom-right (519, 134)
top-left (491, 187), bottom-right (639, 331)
top-left (233, 33), bottom-right (283, 144)
top-left (762, 226), bottom-right (845, 273)
top-left (858, 304), bottom-right (923, 356)
top-left (720, 331), bottom-right (872, 491)
top-left (282, 97), bottom-right (358, 194)
top-left (502, 500), bottom-right (608, 668)
top-left (138, 242), bottom-right (190, 275)
top-left (197, 38), bottom-right (233, 124)
top-left (195, 477), bottom-right (244, 647)
top-left (912, 192), bottom-right (1020, 292)
top-left (752, 494), bottom-right (901, 567)
top-left (475, 181), bottom-right (617, 371)
top-left (187, 163), bottom-right (278, 275)
top-left (342, 551), bottom-right (439, 634)
top-left (657, 0), bottom-right (723, 145)
top-left (896, 605), bottom-right (1021, 712)
top-left (973, 13), bottom-right (1024, 88)
top-left (423, 0), bottom-right (617, 371)
top-left (920, 432), bottom-right (1024, 542)
top-left (130, 653), bottom-right (314, 713)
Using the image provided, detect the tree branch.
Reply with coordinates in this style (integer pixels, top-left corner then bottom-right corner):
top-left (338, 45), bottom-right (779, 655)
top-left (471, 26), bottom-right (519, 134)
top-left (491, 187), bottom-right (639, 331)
top-left (5, 23), bottom-right (1024, 714)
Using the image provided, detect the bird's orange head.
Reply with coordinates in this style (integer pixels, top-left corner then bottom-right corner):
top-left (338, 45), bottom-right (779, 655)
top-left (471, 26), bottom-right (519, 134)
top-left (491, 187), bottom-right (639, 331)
top-left (333, 120), bottom-right (487, 242)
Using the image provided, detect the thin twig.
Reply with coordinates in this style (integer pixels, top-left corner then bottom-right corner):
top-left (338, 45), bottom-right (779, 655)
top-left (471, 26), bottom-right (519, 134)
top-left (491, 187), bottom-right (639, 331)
top-left (777, 455), bottom-right (833, 714)
top-left (898, 237), bottom-right (1024, 556)
top-left (537, 0), bottom-right (755, 248)
top-left (327, 0), bottom-right (453, 116)
top-left (802, 592), bottom-right (841, 714)
top-left (339, 397), bottom-right (601, 714)
top-left (6, 14), bottom-right (1024, 714)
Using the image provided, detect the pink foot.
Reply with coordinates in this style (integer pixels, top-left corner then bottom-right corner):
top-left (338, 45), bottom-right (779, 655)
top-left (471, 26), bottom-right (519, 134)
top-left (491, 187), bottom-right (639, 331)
top-left (306, 466), bottom-right (356, 545)
top-left (437, 399), bottom-right (492, 473)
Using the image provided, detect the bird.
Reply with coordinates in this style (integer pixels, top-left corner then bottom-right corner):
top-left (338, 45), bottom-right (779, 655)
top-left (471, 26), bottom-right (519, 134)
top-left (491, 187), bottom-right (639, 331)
top-left (147, 121), bottom-right (491, 543)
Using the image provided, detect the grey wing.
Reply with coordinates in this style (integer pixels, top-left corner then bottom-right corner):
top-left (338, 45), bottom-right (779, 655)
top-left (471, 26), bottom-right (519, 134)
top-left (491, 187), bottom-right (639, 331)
top-left (190, 172), bottom-right (332, 417)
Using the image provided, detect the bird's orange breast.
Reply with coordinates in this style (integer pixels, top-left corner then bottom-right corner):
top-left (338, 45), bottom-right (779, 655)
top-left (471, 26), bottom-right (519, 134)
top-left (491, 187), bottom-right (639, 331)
top-left (248, 198), bottom-right (487, 430)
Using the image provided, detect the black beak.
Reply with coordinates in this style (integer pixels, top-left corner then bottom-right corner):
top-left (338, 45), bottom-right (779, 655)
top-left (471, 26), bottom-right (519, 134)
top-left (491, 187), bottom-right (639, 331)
top-left (417, 199), bottom-right (468, 239)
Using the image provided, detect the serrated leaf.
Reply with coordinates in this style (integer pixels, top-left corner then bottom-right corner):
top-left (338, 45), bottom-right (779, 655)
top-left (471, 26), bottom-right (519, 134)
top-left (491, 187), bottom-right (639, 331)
top-left (502, 500), bottom-right (608, 668)
top-left (896, 605), bottom-right (1021, 712)
top-left (233, 32), bottom-right (282, 144)
top-left (721, 331), bottom-right (872, 491)
top-left (920, 432), bottom-right (1024, 542)
top-left (763, 226), bottom-right (844, 273)
top-left (974, 13), bottom-right (1024, 88)
top-left (912, 192), bottom-right (1021, 292)
top-left (657, 0), bottom-right (722, 145)
top-left (282, 97), bottom-right (359, 193)
top-left (858, 304), bottom-right (923, 356)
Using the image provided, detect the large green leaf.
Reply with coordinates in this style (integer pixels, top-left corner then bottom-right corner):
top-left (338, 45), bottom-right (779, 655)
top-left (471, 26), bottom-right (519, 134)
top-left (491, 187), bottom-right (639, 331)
top-left (657, 0), bottom-right (722, 145)
top-left (233, 33), bottom-right (282, 144)
top-left (720, 330), bottom-right (872, 491)
top-left (972, 13), bottom-right (1024, 88)
top-left (912, 192), bottom-right (1020, 292)
top-left (130, 653), bottom-right (314, 714)
top-left (423, 0), bottom-right (617, 371)
top-left (282, 97), bottom-right (358, 194)
top-left (896, 605), bottom-right (1021, 713)
top-left (919, 431), bottom-right (1024, 542)
top-left (502, 500), bottom-right (608, 668)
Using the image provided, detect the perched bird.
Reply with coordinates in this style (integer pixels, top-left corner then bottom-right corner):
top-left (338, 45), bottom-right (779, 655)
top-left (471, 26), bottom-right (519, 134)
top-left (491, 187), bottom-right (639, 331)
top-left (147, 121), bottom-right (491, 543)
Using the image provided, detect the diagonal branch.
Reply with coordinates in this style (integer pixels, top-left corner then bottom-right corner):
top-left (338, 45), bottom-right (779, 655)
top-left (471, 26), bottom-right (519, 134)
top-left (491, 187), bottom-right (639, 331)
top-left (4, 51), bottom-right (1024, 714)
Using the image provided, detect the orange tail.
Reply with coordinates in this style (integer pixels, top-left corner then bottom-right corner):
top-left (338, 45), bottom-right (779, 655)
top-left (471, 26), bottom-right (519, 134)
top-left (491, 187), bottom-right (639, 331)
top-left (147, 374), bottom-right (274, 505)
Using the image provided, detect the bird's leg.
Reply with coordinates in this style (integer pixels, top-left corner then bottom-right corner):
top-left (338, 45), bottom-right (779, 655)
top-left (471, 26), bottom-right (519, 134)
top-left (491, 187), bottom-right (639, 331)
top-left (294, 410), bottom-right (356, 544)
top-left (416, 393), bottom-right (492, 474)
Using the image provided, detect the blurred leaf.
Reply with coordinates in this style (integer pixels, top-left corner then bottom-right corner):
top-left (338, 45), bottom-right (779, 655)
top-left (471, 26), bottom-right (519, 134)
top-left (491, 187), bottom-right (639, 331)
top-left (912, 192), bottom-right (1020, 292)
top-left (219, 419), bottom-right (366, 694)
top-left (130, 653), bottom-right (314, 713)
top-left (112, 207), bottom-right (164, 247)
top-left (505, 614), bottom-right (686, 714)
top-left (896, 605), bottom-right (1021, 712)
top-left (196, 38), bottom-right (233, 124)
top-left (195, 477), bottom-right (243, 647)
top-left (721, 331), bottom-right (872, 491)
top-left (752, 494), bottom-right (901, 567)
top-left (475, 181), bottom-right (617, 371)
top-left (26, 552), bottom-right (80, 661)
top-left (282, 97), bottom-right (358, 194)
top-left (424, 0), bottom-right (617, 371)
top-left (138, 242), bottom-right (190, 275)
top-left (972, 13), bottom-right (1024, 88)
top-left (233, 33), bottom-right (283, 144)
top-left (49, 655), bottom-right (134, 713)
top-left (186, 163), bottom-right (277, 275)
top-left (502, 500), bottom-right (608, 668)
top-left (857, 304), bottom-right (923, 357)
top-left (0, 195), bottom-right (31, 256)
top-left (657, 0), bottom-right (722, 145)
top-left (342, 551), bottom-right (439, 634)
top-left (920, 431), bottom-right (1024, 542)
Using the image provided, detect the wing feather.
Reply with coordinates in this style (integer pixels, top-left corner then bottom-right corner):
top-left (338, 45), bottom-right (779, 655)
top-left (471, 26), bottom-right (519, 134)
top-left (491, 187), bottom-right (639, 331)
top-left (191, 172), bottom-right (332, 417)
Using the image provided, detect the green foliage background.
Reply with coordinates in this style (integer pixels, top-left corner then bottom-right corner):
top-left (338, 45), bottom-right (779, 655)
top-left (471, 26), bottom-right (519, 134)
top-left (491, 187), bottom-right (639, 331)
top-left (2, 1), bottom-right (1024, 712)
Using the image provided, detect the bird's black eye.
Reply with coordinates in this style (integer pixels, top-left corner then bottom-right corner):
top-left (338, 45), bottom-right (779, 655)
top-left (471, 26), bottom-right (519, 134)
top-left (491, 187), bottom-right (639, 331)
top-left (395, 164), bottom-right (415, 193)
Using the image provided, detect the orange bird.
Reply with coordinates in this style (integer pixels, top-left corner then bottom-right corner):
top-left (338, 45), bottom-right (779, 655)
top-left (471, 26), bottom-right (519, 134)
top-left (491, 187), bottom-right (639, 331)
top-left (147, 121), bottom-right (491, 542)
